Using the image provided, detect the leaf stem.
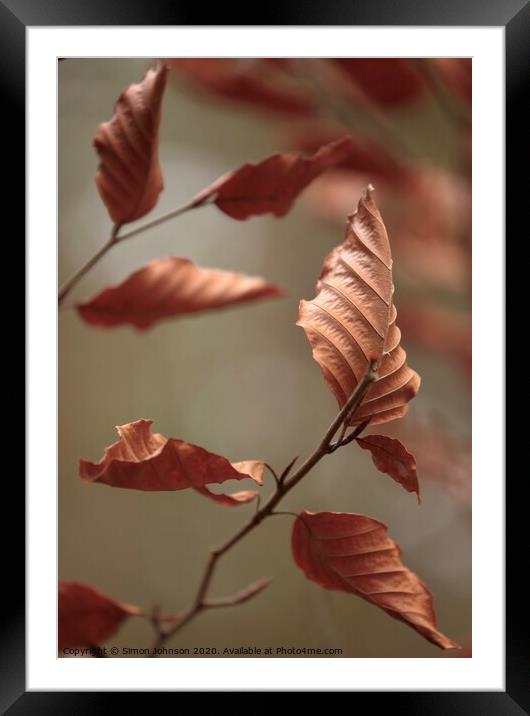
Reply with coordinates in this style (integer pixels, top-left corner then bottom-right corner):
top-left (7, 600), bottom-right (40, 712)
top-left (149, 360), bottom-right (378, 656)
top-left (264, 462), bottom-right (280, 488)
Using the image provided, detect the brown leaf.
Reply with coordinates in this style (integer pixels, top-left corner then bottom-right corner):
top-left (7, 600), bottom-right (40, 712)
top-left (302, 167), bottom-right (471, 296)
top-left (297, 186), bottom-right (420, 425)
top-left (356, 434), bottom-right (420, 501)
top-left (93, 63), bottom-right (168, 224)
top-left (291, 511), bottom-right (458, 649)
top-left (335, 59), bottom-right (426, 106)
top-left (168, 58), bottom-right (314, 116)
top-left (431, 58), bottom-right (472, 104)
top-left (394, 418), bottom-right (471, 507)
top-left (193, 136), bottom-right (354, 220)
top-left (292, 124), bottom-right (414, 187)
top-left (398, 303), bottom-right (471, 380)
top-left (59, 581), bottom-right (141, 652)
top-left (80, 419), bottom-right (264, 506)
top-left (77, 256), bottom-right (282, 330)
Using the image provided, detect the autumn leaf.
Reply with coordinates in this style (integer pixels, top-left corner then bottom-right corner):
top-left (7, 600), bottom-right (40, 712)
top-left (302, 166), bottom-right (471, 296)
top-left (356, 434), bottom-right (420, 501)
top-left (77, 257), bottom-right (282, 330)
top-left (193, 136), bottom-right (354, 220)
top-left (297, 185), bottom-right (420, 425)
top-left (59, 581), bottom-right (142, 652)
top-left (394, 419), bottom-right (471, 507)
top-left (335, 59), bottom-right (426, 106)
top-left (291, 512), bottom-right (458, 649)
top-left (93, 62), bottom-right (168, 224)
top-left (431, 58), bottom-right (472, 104)
top-left (80, 419), bottom-right (264, 506)
top-left (168, 58), bottom-right (314, 116)
top-left (398, 303), bottom-right (471, 380)
top-left (292, 124), bottom-right (414, 187)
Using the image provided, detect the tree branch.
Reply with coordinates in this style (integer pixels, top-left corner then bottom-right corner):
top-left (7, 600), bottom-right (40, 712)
top-left (149, 359), bottom-right (378, 656)
top-left (58, 196), bottom-right (210, 306)
top-left (58, 224), bottom-right (120, 305)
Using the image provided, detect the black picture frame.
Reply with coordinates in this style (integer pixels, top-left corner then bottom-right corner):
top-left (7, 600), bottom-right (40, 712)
top-left (10, 0), bottom-right (525, 710)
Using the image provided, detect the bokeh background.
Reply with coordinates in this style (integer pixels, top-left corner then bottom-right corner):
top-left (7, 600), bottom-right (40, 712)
top-left (59, 58), bottom-right (471, 657)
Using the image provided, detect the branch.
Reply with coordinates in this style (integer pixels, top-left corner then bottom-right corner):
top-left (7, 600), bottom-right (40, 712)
top-left (58, 196), bottom-right (209, 306)
top-left (58, 224), bottom-right (120, 305)
top-left (202, 577), bottom-right (272, 609)
top-left (149, 359), bottom-right (378, 656)
top-left (329, 416), bottom-right (372, 452)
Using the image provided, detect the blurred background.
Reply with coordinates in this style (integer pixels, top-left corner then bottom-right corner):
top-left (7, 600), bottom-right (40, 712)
top-left (59, 58), bottom-right (471, 657)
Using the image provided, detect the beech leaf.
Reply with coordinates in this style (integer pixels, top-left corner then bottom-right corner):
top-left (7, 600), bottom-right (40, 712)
top-left (291, 512), bottom-right (458, 650)
top-left (59, 581), bottom-right (142, 652)
top-left (297, 186), bottom-right (420, 425)
top-left (293, 125), bottom-right (414, 187)
top-left (193, 136), bottom-right (354, 220)
top-left (335, 59), bottom-right (426, 106)
top-left (356, 434), bottom-right (420, 502)
top-left (168, 58), bottom-right (314, 116)
top-left (80, 419), bottom-right (264, 506)
top-left (431, 58), bottom-right (472, 104)
top-left (93, 62), bottom-right (168, 224)
top-left (77, 257), bottom-right (282, 330)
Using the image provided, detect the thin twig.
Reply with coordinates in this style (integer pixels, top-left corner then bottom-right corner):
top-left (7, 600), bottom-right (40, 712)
top-left (58, 224), bottom-right (120, 305)
top-left (114, 196), bottom-right (209, 243)
top-left (264, 463), bottom-right (281, 488)
top-left (254, 494), bottom-right (262, 514)
top-left (58, 196), bottom-right (208, 306)
top-left (149, 360), bottom-right (378, 656)
top-left (329, 416), bottom-right (373, 452)
top-left (278, 455), bottom-right (298, 485)
top-left (202, 577), bottom-right (272, 608)
top-left (269, 510), bottom-right (298, 519)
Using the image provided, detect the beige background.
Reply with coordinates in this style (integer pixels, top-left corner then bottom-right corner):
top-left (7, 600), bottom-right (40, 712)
top-left (59, 59), bottom-right (471, 658)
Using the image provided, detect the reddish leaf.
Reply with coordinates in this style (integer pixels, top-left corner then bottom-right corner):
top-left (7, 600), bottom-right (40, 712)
top-left (80, 419), bottom-right (264, 506)
top-left (391, 167), bottom-right (472, 292)
top-left (301, 170), bottom-right (376, 225)
top-left (59, 581), bottom-right (141, 652)
top-left (395, 419), bottom-right (471, 507)
top-left (432, 58), bottom-right (472, 104)
top-left (398, 303), bottom-right (471, 380)
top-left (445, 639), bottom-right (472, 658)
top-left (77, 257), bottom-right (282, 330)
top-left (291, 512), bottom-right (458, 649)
top-left (193, 136), bottom-right (354, 220)
top-left (302, 166), bottom-right (471, 297)
top-left (167, 58), bottom-right (314, 116)
top-left (335, 59), bottom-right (426, 107)
top-left (93, 63), bottom-right (168, 224)
top-left (356, 434), bottom-right (420, 501)
top-left (297, 186), bottom-right (420, 426)
top-left (293, 125), bottom-right (414, 187)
